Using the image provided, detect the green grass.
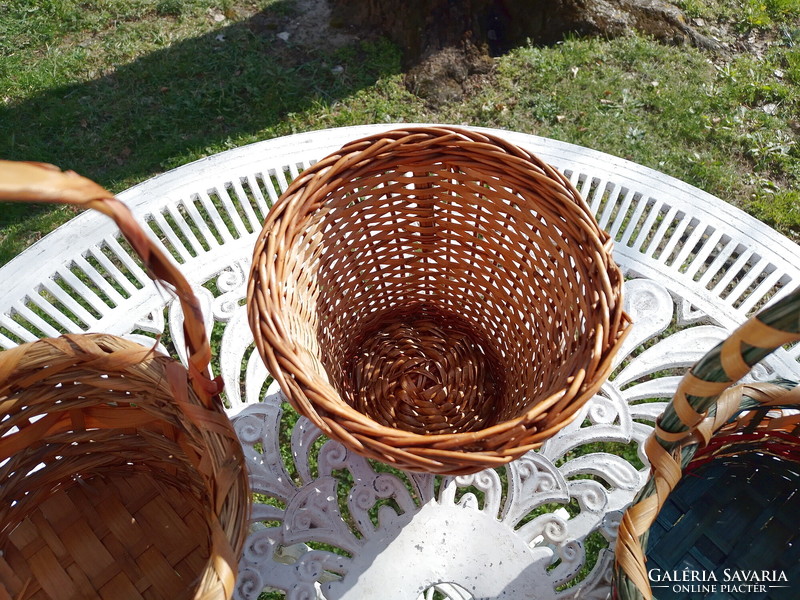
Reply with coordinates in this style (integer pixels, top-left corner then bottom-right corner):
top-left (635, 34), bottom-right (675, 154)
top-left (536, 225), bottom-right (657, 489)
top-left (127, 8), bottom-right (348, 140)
top-left (2, 0), bottom-right (799, 267)
top-left (1, 2), bottom-right (400, 186)
top-left (741, 0), bottom-right (800, 28)
top-left (3, 4), bottom-right (799, 598)
top-left (0, 0), bottom-right (405, 261)
top-left (433, 34), bottom-right (800, 236)
top-left (676, 0), bottom-right (800, 27)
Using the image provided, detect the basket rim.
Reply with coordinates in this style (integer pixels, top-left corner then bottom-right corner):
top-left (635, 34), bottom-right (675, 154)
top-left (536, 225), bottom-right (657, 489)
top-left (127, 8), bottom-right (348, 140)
top-left (248, 125), bottom-right (631, 467)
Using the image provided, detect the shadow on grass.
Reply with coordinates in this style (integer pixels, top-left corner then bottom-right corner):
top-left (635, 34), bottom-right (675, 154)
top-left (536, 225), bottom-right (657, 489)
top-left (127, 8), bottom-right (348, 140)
top-left (0, 2), bottom-right (399, 197)
top-left (0, 1), bottom-right (400, 264)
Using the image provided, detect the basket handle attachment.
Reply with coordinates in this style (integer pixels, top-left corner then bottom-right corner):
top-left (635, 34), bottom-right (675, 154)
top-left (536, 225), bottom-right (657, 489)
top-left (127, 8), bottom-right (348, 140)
top-left (0, 160), bottom-right (221, 406)
top-left (615, 286), bottom-right (800, 600)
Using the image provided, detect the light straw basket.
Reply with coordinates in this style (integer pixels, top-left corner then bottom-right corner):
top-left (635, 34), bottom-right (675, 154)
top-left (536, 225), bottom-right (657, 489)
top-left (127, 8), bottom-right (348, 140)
top-left (0, 162), bottom-right (250, 600)
top-left (248, 126), bottom-right (631, 474)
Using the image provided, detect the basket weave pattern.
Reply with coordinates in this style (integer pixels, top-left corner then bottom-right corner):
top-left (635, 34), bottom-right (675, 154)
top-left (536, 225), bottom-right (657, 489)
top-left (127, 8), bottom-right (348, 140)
top-left (248, 126), bottom-right (630, 474)
top-left (614, 287), bottom-right (800, 600)
top-left (0, 162), bottom-right (249, 600)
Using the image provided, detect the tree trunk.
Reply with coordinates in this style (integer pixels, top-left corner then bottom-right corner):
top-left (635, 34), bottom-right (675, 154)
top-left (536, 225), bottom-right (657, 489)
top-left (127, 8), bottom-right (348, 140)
top-left (330, 0), bottom-right (716, 104)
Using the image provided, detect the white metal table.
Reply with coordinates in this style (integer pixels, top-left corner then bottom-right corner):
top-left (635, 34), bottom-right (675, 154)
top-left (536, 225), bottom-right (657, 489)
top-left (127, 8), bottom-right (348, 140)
top-left (2, 125), bottom-right (799, 600)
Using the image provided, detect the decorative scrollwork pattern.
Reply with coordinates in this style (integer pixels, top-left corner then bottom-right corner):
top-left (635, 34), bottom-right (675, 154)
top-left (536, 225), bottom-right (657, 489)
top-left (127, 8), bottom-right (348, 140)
top-left (134, 275), bottom-right (792, 600)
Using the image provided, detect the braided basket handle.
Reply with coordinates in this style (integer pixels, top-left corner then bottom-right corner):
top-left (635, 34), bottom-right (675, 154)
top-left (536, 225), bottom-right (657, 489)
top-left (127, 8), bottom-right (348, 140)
top-left (656, 286), bottom-right (800, 446)
top-left (616, 286), bottom-right (800, 600)
top-left (0, 160), bottom-right (220, 405)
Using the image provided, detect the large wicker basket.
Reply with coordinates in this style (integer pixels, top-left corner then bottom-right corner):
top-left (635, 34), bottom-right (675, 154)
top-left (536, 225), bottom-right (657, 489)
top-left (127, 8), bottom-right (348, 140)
top-left (614, 286), bottom-right (800, 599)
top-left (248, 126), bottom-right (631, 474)
top-left (0, 162), bottom-right (250, 600)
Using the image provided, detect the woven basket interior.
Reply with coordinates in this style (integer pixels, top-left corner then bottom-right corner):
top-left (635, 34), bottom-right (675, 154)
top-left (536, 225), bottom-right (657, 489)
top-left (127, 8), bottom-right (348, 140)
top-left (284, 158), bottom-right (607, 436)
top-left (0, 472), bottom-right (211, 600)
top-left (646, 451), bottom-right (800, 596)
top-left (0, 336), bottom-right (223, 600)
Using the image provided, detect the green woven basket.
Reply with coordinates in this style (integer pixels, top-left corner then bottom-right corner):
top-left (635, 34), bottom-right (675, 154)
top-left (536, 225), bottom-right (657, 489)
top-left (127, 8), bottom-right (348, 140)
top-left (613, 287), bottom-right (800, 600)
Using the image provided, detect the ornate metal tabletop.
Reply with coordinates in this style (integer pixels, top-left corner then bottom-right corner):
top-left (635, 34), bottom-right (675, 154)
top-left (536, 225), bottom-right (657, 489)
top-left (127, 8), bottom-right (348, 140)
top-left (2, 125), bottom-right (798, 600)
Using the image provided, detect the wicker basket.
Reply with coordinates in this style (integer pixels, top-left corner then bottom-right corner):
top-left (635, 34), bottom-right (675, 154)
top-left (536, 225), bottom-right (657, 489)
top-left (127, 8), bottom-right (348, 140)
top-left (247, 126), bottom-right (631, 474)
top-left (614, 286), bottom-right (800, 600)
top-left (0, 162), bottom-right (249, 600)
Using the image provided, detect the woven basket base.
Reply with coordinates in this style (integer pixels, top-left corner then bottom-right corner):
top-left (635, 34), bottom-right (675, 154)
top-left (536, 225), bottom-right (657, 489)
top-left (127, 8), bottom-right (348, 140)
top-left (0, 471), bottom-right (212, 600)
top-left (343, 306), bottom-right (504, 436)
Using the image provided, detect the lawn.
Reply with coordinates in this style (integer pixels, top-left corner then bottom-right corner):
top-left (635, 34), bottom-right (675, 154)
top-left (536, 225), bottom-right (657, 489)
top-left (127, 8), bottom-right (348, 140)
top-left (1, 0), bottom-right (799, 266)
top-left (1, 2), bottom-right (799, 598)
